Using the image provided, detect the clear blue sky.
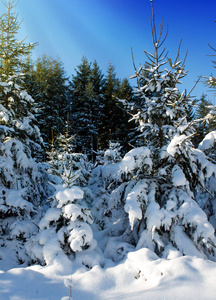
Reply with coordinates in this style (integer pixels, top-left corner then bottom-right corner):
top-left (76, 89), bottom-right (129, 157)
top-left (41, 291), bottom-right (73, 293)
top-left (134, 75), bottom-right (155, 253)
top-left (2, 0), bottom-right (216, 100)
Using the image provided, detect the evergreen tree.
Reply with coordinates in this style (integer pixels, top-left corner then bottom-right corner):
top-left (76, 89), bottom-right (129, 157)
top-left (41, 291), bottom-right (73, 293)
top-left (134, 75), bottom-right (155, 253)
top-left (101, 63), bottom-right (120, 149)
top-left (0, 1), bottom-right (52, 255)
top-left (92, 1), bottom-right (216, 261)
top-left (89, 60), bottom-right (105, 161)
top-left (104, 141), bottom-right (122, 165)
top-left (116, 78), bottom-right (133, 102)
top-left (26, 119), bottom-right (96, 266)
top-left (47, 113), bottom-right (91, 188)
top-left (116, 77), bottom-right (137, 151)
top-left (26, 55), bottom-right (69, 148)
top-left (207, 42), bottom-right (216, 88)
top-left (0, 0), bottom-right (36, 78)
top-left (197, 131), bottom-right (216, 230)
top-left (26, 177), bottom-right (96, 266)
top-left (70, 56), bottom-right (91, 154)
top-left (194, 94), bottom-right (215, 146)
top-left (70, 57), bottom-right (105, 160)
top-left (102, 64), bottom-right (132, 152)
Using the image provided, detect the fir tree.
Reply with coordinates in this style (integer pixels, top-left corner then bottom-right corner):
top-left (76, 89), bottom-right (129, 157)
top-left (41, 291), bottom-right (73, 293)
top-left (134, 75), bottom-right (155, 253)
top-left (26, 55), bottom-right (69, 148)
top-left (194, 94), bottom-right (215, 146)
top-left (116, 77), bottom-right (137, 152)
top-left (0, 0), bottom-right (36, 78)
top-left (70, 57), bottom-right (105, 160)
top-left (102, 64), bottom-right (132, 152)
top-left (70, 56), bottom-right (91, 154)
top-left (101, 63), bottom-right (120, 149)
top-left (92, 0), bottom-right (216, 261)
top-left (26, 118), bottom-right (96, 266)
top-left (89, 60), bottom-right (105, 161)
top-left (0, 1), bottom-right (52, 254)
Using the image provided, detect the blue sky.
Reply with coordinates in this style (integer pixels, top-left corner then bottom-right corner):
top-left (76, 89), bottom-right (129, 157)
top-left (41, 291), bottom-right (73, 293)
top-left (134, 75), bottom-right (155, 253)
top-left (2, 0), bottom-right (216, 100)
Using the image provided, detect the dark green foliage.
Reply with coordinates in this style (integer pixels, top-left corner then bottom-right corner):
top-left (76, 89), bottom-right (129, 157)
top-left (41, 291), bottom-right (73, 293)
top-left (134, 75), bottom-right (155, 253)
top-left (194, 94), bottom-right (216, 146)
top-left (70, 57), bottom-right (105, 160)
top-left (101, 63), bottom-right (134, 152)
top-left (70, 56), bottom-right (91, 155)
top-left (24, 55), bottom-right (69, 148)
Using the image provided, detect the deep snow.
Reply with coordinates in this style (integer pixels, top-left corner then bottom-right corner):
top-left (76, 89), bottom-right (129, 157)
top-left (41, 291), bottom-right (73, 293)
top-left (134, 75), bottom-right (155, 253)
top-left (0, 244), bottom-right (216, 300)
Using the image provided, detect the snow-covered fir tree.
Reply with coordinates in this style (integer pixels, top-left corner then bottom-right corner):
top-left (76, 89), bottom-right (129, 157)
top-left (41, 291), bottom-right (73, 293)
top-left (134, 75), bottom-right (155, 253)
top-left (104, 141), bottom-right (122, 165)
top-left (25, 182), bottom-right (97, 266)
top-left (91, 1), bottom-right (216, 262)
top-left (47, 114), bottom-right (92, 187)
top-left (0, 1), bottom-right (52, 255)
top-left (26, 118), bottom-right (96, 266)
top-left (196, 130), bottom-right (216, 230)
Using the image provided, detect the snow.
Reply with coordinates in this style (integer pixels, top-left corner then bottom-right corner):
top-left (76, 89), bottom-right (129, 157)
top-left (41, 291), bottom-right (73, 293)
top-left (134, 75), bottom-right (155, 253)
top-left (0, 246), bottom-right (216, 300)
top-left (119, 147), bottom-right (152, 174)
top-left (124, 180), bottom-right (146, 230)
top-left (68, 222), bottom-right (93, 252)
top-left (39, 208), bottom-right (61, 229)
top-left (6, 189), bottom-right (34, 212)
top-left (55, 185), bottom-right (84, 208)
top-left (172, 165), bottom-right (187, 186)
top-left (166, 134), bottom-right (187, 156)
top-left (198, 130), bottom-right (216, 151)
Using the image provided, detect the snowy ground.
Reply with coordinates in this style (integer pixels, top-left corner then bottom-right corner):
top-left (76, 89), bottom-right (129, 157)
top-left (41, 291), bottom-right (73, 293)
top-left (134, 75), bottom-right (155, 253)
top-left (0, 245), bottom-right (216, 300)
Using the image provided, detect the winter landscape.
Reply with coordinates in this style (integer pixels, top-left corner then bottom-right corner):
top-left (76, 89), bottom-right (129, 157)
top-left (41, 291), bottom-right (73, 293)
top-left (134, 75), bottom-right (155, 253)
top-left (0, 0), bottom-right (216, 299)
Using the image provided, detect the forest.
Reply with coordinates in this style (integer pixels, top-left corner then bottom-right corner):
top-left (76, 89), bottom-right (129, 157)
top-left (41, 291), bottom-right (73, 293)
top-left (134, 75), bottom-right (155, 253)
top-left (0, 1), bottom-right (216, 299)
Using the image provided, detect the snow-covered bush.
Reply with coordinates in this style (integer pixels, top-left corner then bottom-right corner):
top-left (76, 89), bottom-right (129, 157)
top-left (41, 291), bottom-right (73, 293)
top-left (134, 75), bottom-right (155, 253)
top-left (26, 184), bottom-right (97, 266)
top-left (104, 141), bottom-right (122, 165)
top-left (26, 127), bottom-right (96, 266)
top-left (47, 117), bottom-right (92, 188)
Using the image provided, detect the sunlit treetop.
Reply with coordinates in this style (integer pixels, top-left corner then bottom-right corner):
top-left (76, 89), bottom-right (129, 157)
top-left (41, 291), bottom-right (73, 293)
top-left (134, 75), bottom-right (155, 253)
top-left (0, 0), bottom-right (37, 78)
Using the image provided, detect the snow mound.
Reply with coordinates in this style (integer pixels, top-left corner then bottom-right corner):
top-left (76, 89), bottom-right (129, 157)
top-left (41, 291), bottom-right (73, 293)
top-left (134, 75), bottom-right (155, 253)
top-left (1, 247), bottom-right (216, 299)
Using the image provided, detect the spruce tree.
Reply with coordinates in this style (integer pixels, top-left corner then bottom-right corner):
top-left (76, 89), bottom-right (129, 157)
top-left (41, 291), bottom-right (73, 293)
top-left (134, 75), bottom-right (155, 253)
top-left (207, 41), bottom-right (216, 89)
top-left (89, 60), bottom-right (105, 160)
top-left (70, 57), bottom-right (105, 160)
top-left (0, 1), bottom-right (52, 252)
top-left (70, 56), bottom-right (91, 154)
top-left (26, 119), bottom-right (96, 266)
top-left (92, 0), bottom-right (216, 261)
top-left (102, 64), bottom-right (132, 151)
top-left (115, 77), bottom-right (137, 152)
top-left (194, 94), bottom-right (215, 146)
top-left (101, 63), bottom-right (120, 149)
top-left (0, 0), bottom-right (36, 78)
top-left (26, 55), bottom-right (69, 148)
